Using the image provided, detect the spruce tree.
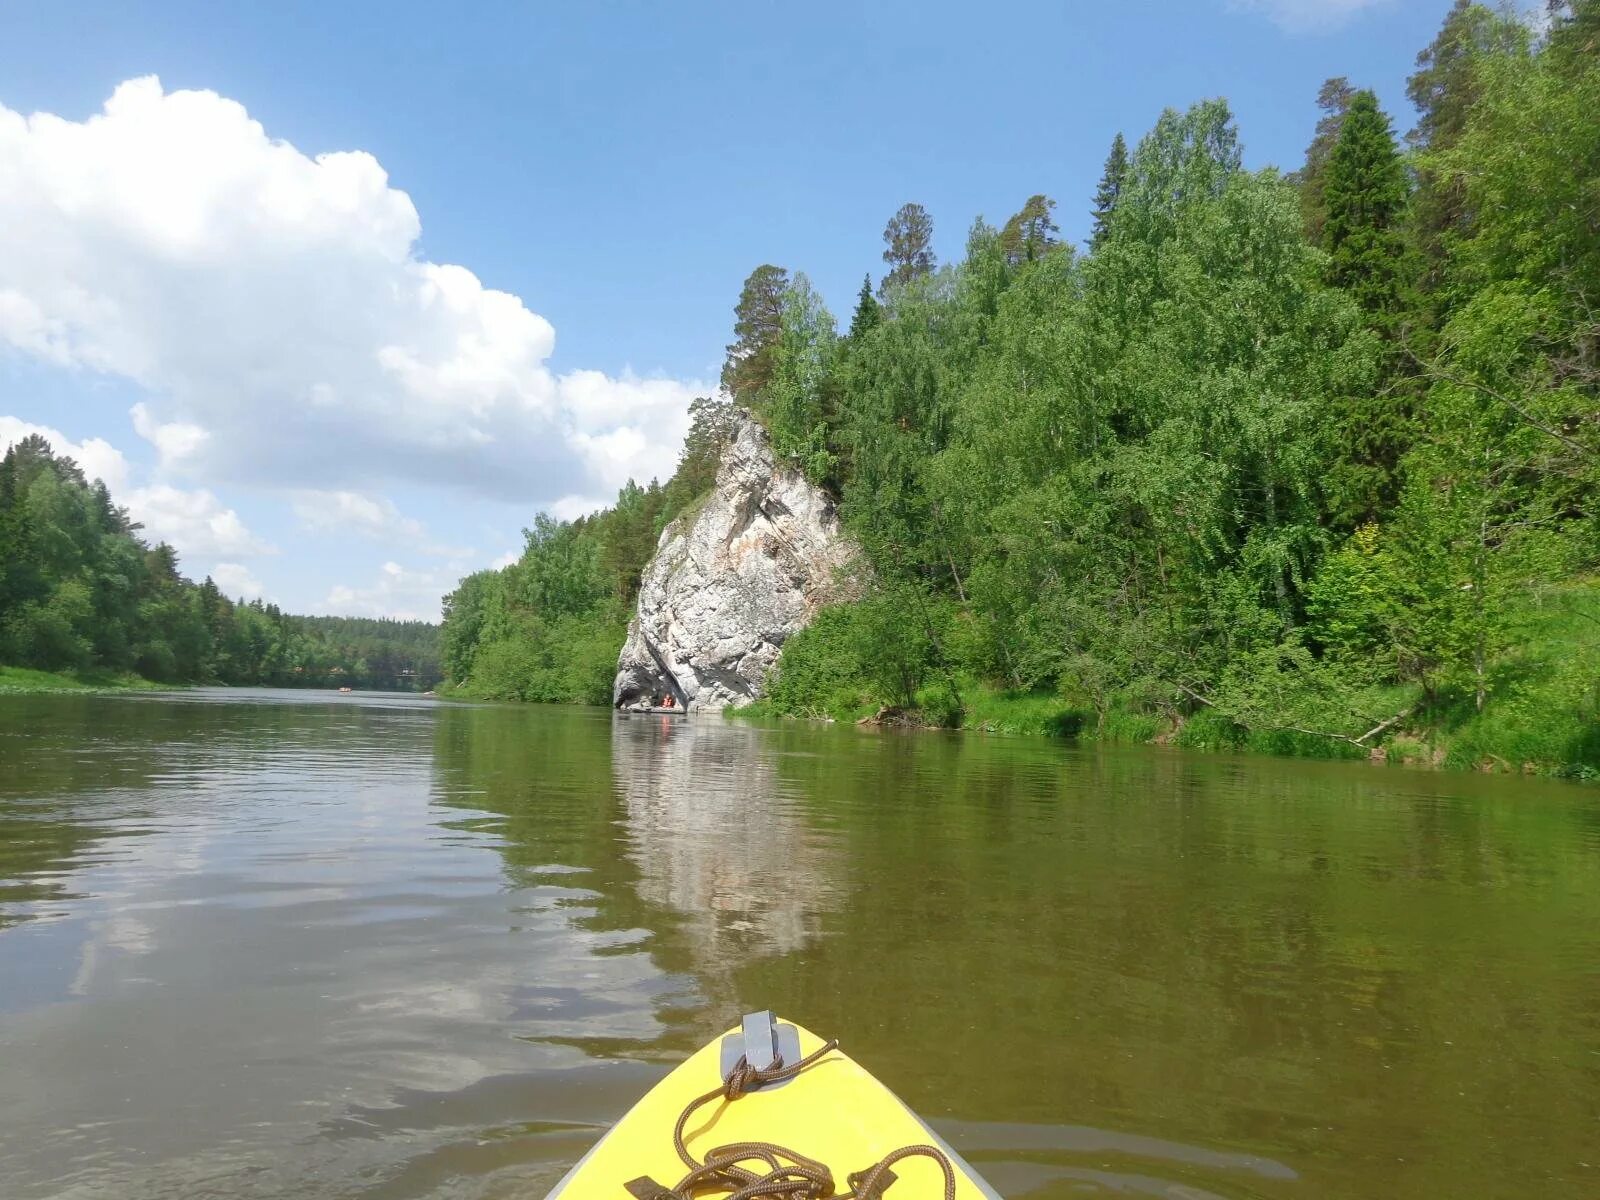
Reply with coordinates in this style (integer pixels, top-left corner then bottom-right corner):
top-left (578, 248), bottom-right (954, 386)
top-left (1323, 91), bottom-right (1409, 317)
top-left (1322, 89), bottom-right (1415, 525)
top-left (1295, 77), bottom-right (1355, 244)
top-left (1089, 133), bottom-right (1127, 248)
top-left (848, 274), bottom-right (881, 340)
top-left (880, 203), bottom-right (936, 295)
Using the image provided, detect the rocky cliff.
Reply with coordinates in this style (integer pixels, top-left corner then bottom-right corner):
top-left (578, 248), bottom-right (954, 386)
top-left (613, 413), bottom-right (860, 710)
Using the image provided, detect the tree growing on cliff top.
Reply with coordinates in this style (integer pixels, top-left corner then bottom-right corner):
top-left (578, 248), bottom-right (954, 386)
top-left (721, 264), bottom-right (789, 405)
top-left (880, 202), bottom-right (936, 296)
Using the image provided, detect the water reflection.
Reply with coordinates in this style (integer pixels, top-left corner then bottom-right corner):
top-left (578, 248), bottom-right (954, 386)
top-left (1, 692), bottom-right (1598, 1200)
top-left (611, 716), bottom-right (843, 979)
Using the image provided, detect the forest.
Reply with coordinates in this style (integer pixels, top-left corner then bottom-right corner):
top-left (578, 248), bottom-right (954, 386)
top-left (410, 3), bottom-right (1596, 773)
top-left (0, 435), bottom-right (441, 690)
top-left (442, 2), bottom-right (1599, 773)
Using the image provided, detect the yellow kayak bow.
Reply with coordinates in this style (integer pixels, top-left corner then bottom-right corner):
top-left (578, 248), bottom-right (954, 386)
top-left (546, 1011), bottom-right (1001, 1199)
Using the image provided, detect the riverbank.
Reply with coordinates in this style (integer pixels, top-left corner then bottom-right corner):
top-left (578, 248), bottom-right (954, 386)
top-left (0, 666), bottom-right (172, 694)
top-left (733, 579), bottom-right (1600, 781)
top-left (735, 679), bottom-right (1598, 781)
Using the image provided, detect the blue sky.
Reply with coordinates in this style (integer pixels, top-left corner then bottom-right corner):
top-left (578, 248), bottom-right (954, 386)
top-left (0, 0), bottom-right (1463, 619)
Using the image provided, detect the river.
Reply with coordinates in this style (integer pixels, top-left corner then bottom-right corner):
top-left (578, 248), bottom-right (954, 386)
top-left (0, 688), bottom-right (1595, 1199)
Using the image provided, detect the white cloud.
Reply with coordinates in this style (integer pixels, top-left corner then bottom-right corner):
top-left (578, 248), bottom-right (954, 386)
top-left (319, 560), bottom-right (459, 622)
top-left (211, 561), bottom-right (265, 600)
top-left (130, 401), bottom-right (208, 466)
top-left (0, 77), bottom-right (703, 505)
top-left (1226, 0), bottom-right (1395, 33)
top-left (547, 493), bottom-right (611, 522)
top-left (0, 415), bottom-right (129, 492)
top-left (124, 483), bottom-right (274, 558)
top-left (490, 547), bottom-right (521, 570)
top-left (292, 488), bottom-right (417, 537)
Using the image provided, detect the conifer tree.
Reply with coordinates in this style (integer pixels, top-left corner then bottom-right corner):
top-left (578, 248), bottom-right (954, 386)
top-left (1323, 91), bottom-right (1409, 317)
top-left (1295, 77), bottom-right (1355, 244)
top-left (848, 274), bottom-right (881, 341)
top-left (999, 194), bottom-right (1060, 265)
top-left (720, 264), bottom-right (789, 405)
top-left (1322, 89), bottom-right (1416, 524)
top-left (880, 203), bottom-right (936, 295)
top-left (1089, 133), bottom-right (1127, 248)
top-left (1406, 1), bottom-right (1521, 287)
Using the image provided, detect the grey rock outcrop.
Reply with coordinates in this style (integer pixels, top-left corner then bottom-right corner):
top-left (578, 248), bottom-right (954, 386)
top-left (613, 413), bottom-right (860, 710)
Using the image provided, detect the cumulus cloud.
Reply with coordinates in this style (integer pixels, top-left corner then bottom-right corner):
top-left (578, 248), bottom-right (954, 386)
top-left (124, 483), bottom-right (274, 558)
top-left (131, 401), bottom-right (209, 466)
top-left (319, 560), bottom-right (458, 622)
top-left (1226, 0), bottom-right (1395, 33)
top-left (290, 487), bottom-right (426, 541)
top-left (0, 77), bottom-right (703, 504)
top-left (0, 415), bottom-right (129, 492)
top-left (211, 561), bottom-right (266, 600)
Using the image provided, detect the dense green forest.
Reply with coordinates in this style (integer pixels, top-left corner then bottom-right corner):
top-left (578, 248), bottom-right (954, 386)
top-left (0, 435), bottom-right (441, 690)
top-left (457, 3), bottom-right (1597, 774)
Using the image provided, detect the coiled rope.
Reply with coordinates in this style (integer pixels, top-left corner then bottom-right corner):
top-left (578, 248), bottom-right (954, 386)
top-left (624, 1039), bottom-right (957, 1200)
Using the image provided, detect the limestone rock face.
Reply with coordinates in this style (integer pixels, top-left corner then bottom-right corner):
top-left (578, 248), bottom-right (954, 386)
top-left (613, 413), bottom-right (860, 710)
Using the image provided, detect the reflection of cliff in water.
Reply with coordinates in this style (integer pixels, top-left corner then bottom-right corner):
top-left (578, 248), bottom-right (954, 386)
top-left (611, 716), bottom-right (843, 983)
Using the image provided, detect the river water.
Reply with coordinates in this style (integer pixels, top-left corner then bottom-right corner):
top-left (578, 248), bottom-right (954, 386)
top-left (0, 688), bottom-right (1595, 1199)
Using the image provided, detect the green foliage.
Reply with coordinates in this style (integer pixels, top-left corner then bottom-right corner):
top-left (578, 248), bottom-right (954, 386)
top-left (444, 8), bottom-right (1599, 780)
top-left (880, 202), bottom-right (936, 296)
top-left (1319, 89), bottom-right (1418, 524)
top-left (761, 274), bottom-right (840, 484)
top-left (761, 591), bottom-right (946, 721)
top-left (0, 435), bottom-right (441, 688)
top-left (847, 274), bottom-right (880, 342)
top-left (0, 665), bottom-right (168, 693)
top-left (1406, 1), bottom-right (1526, 291)
top-left (761, 605), bottom-right (879, 721)
top-left (739, 29), bottom-right (1599, 775)
top-left (1295, 76), bottom-right (1355, 244)
top-left (721, 264), bottom-right (789, 405)
top-left (999, 194), bottom-right (1060, 265)
top-left (1323, 91), bottom-right (1410, 315)
top-left (1089, 132), bottom-right (1127, 249)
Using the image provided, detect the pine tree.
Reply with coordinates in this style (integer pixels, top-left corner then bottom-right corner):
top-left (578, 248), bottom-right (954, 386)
top-left (880, 203), bottom-right (936, 295)
top-left (1322, 90), bottom-right (1416, 525)
top-left (1406, 1), bottom-right (1521, 288)
top-left (720, 264), bottom-right (789, 405)
top-left (1295, 77), bottom-right (1355, 244)
top-left (1089, 133), bottom-right (1127, 248)
top-left (848, 274), bottom-right (881, 340)
top-left (999, 194), bottom-right (1060, 265)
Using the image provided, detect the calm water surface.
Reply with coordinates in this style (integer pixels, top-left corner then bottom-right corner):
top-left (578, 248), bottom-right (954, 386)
top-left (1, 688), bottom-right (1596, 1199)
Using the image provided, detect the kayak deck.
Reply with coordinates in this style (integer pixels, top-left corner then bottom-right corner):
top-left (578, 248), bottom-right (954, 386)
top-left (546, 1012), bottom-right (999, 1199)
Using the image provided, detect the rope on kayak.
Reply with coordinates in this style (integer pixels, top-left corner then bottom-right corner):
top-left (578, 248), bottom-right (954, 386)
top-left (624, 1039), bottom-right (957, 1200)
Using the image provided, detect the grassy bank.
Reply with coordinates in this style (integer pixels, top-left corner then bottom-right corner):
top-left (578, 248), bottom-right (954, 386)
top-left (733, 579), bottom-right (1600, 781)
top-left (0, 666), bottom-right (170, 694)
